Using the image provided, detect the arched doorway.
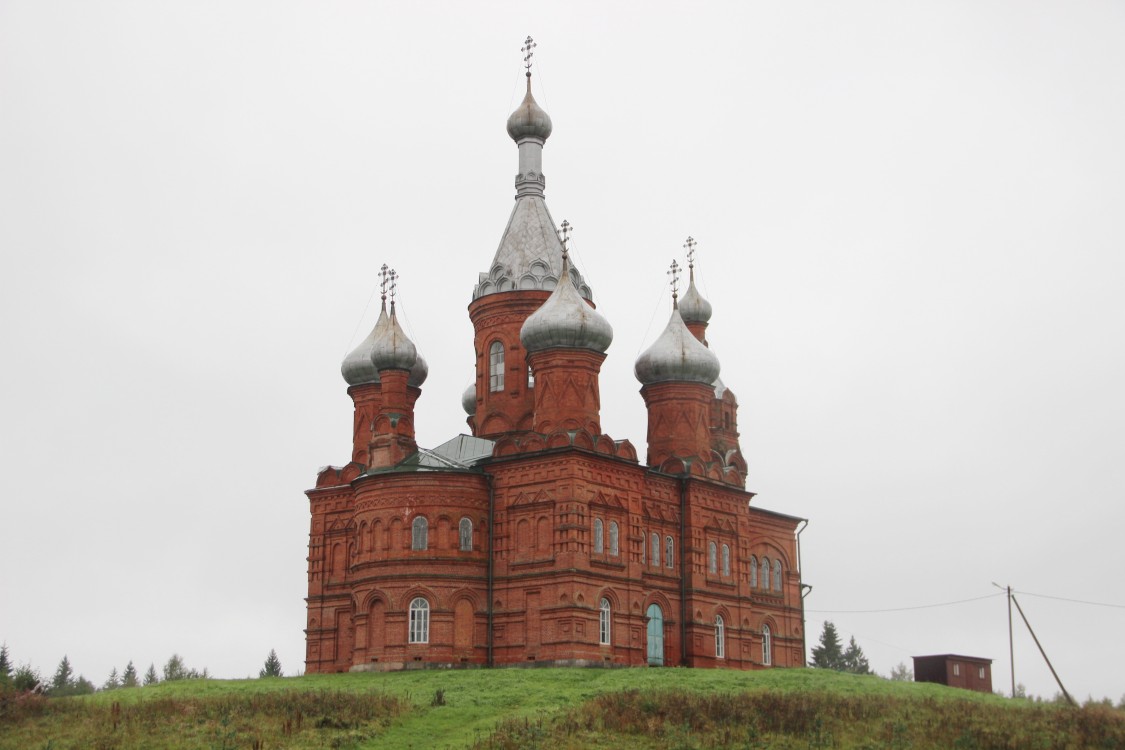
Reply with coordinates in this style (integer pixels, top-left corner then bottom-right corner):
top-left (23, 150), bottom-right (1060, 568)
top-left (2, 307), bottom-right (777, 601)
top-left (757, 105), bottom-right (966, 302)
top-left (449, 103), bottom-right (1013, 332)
top-left (646, 603), bottom-right (664, 666)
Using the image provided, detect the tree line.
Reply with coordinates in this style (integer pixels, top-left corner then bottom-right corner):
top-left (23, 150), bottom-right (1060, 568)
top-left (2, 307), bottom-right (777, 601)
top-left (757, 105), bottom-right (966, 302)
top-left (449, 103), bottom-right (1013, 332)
top-left (1, 643), bottom-right (284, 697)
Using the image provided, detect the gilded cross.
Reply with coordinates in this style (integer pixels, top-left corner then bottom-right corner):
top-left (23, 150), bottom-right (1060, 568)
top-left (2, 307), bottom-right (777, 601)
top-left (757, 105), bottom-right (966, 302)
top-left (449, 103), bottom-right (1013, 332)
top-left (522, 36), bottom-right (537, 75)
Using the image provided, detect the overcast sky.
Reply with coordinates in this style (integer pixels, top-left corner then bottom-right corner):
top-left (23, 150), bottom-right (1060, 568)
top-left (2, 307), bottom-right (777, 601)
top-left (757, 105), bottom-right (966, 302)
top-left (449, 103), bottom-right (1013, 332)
top-left (2, 1), bottom-right (1123, 701)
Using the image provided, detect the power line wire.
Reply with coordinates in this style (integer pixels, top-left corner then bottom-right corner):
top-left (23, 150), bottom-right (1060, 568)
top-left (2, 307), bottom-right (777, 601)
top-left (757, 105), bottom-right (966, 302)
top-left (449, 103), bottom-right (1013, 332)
top-left (806, 592), bottom-right (1003, 614)
top-left (1016, 590), bottom-right (1125, 609)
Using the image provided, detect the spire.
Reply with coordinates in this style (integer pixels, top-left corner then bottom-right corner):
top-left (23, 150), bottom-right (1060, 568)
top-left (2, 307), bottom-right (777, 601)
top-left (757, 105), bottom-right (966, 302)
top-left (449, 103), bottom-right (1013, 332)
top-left (474, 38), bottom-right (592, 301)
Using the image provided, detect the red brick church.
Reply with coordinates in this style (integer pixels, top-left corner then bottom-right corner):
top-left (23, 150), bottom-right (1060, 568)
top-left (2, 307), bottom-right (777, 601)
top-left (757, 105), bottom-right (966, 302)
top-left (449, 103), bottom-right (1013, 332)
top-left (304, 44), bottom-right (808, 672)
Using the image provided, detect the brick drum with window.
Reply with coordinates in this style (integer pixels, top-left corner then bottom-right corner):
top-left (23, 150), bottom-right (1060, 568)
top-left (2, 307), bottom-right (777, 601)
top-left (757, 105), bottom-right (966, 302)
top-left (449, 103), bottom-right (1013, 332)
top-left (304, 47), bottom-right (809, 673)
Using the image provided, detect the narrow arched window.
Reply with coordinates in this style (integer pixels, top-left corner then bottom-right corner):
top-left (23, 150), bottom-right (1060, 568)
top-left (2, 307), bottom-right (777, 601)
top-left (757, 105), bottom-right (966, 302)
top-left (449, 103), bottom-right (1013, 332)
top-left (409, 597), bottom-right (430, 643)
top-left (762, 624), bottom-right (772, 665)
top-left (651, 533), bottom-right (660, 567)
top-left (527, 365), bottom-right (535, 388)
top-left (750, 555), bottom-right (758, 587)
top-left (715, 615), bottom-right (725, 659)
top-left (640, 530), bottom-right (645, 563)
top-left (773, 559), bottom-right (783, 591)
top-left (593, 518), bottom-right (604, 553)
top-left (459, 517), bottom-right (473, 551)
top-left (411, 516), bottom-right (428, 550)
top-left (665, 536), bottom-right (674, 569)
top-left (708, 541), bottom-right (717, 573)
top-left (760, 556), bottom-right (770, 588)
top-left (609, 521), bottom-right (619, 556)
top-left (599, 598), bottom-right (611, 645)
top-left (489, 341), bottom-right (505, 392)
top-left (722, 544), bottom-right (731, 577)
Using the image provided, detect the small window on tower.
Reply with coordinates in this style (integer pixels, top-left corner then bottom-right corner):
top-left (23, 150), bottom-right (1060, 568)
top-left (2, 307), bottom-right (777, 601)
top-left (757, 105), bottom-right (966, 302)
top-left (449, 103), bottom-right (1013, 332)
top-left (489, 341), bottom-right (505, 392)
top-left (527, 366), bottom-right (535, 387)
top-left (593, 518), bottom-right (604, 553)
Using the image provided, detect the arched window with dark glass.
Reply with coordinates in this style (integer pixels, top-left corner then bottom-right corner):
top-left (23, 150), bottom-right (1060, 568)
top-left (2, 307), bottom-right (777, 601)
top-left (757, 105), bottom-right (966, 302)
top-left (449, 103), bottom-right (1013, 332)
top-left (409, 597), bottom-right (429, 643)
top-left (773, 559), bottom-right (783, 591)
top-left (411, 516), bottom-right (428, 550)
top-left (489, 341), bottom-right (505, 392)
top-left (599, 598), bottom-right (611, 645)
top-left (750, 555), bottom-right (758, 587)
top-left (762, 624), bottom-right (772, 665)
top-left (715, 615), bottom-right (725, 659)
top-left (722, 544), bottom-right (731, 577)
top-left (651, 533), bottom-right (660, 567)
top-left (665, 536), bottom-right (674, 569)
top-left (593, 518), bottom-right (604, 553)
top-left (609, 521), bottom-right (619, 556)
top-left (760, 556), bottom-right (770, 588)
top-left (459, 517), bottom-right (473, 551)
top-left (708, 541), bottom-right (718, 573)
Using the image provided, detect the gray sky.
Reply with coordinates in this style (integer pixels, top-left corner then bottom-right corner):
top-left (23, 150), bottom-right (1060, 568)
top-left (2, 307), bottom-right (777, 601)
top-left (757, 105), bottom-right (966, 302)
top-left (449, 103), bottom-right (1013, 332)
top-left (2, 1), bottom-right (1123, 701)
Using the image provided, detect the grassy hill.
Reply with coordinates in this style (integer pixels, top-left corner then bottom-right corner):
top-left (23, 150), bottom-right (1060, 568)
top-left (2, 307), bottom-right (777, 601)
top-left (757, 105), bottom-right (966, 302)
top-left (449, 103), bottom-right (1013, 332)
top-left (2, 667), bottom-right (1122, 749)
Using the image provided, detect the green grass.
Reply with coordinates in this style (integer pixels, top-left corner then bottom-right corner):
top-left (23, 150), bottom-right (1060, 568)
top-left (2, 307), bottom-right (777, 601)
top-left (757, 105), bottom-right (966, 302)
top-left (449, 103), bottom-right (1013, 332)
top-left (2, 667), bottom-right (1121, 749)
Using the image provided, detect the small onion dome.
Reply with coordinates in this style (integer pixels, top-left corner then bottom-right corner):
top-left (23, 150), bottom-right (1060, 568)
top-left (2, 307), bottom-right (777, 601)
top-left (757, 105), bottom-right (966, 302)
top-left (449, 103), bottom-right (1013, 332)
top-left (461, 382), bottom-right (477, 416)
top-left (678, 273), bottom-right (713, 325)
top-left (408, 352), bottom-right (429, 388)
top-left (341, 305), bottom-right (390, 386)
top-left (371, 308), bottom-right (418, 372)
top-left (520, 258), bottom-right (613, 353)
top-left (507, 79), bottom-right (553, 142)
top-left (635, 304), bottom-right (721, 385)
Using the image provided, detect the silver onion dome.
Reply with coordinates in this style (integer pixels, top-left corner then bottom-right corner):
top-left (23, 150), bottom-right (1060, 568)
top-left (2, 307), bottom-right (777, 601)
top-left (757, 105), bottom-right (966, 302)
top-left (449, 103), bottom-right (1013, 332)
top-left (678, 273), bottom-right (713, 325)
top-left (635, 304), bottom-right (721, 386)
top-left (408, 352), bottom-right (429, 388)
top-left (506, 79), bottom-right (553, 142)
top-left (341, 305), bottom-right (390, 386)
top-left (461, 382), bottom-right (477, 416)
top-left (520, 258), bottom-right (612, 353)
top-left (371, 308), bottom-right (418, 373)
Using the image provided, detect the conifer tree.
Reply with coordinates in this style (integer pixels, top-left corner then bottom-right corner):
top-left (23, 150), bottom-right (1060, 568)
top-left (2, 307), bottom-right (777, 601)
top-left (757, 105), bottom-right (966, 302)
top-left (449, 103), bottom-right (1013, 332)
top-left (810, 621), bottom-right (844, 670)
top-left (122, 661), bottom-right (139, 688)
top-left (259, 649), bottom-right (283, 678)
top-left (50, 655), bottom-right (74, 693)
top-left (103, 667), bottom-right (121, 690)
top-left (842, 636), bottom-right (872, 674)
top-left (143, 663), bottom-right (159, 686)
top-left (0, 643), bottom-right (11, 684)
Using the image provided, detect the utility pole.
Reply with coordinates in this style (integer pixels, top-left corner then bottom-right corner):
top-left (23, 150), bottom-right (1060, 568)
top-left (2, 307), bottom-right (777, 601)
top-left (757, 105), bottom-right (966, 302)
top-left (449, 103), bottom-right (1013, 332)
top-left (992, 582), bottom-right (1016, 697)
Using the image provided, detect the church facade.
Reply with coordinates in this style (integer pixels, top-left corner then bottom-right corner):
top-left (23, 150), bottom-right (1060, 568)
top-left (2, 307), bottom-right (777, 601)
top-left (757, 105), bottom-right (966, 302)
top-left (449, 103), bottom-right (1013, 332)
top-left (304, 52), bottom-right (808, 673)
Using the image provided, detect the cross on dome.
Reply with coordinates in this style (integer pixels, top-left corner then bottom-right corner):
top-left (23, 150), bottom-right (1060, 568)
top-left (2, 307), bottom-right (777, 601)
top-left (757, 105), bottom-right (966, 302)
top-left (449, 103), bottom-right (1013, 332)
top-left (379, 263), bottom-right (390, 302)
top-left (522, 36), bottom-right (537, 76)
top-left (684, 236), bottom-right (697, 269)
top-left (557, 219), bottom-right (572, 259)
top-left (668, 259), bottom-right (681, 300)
